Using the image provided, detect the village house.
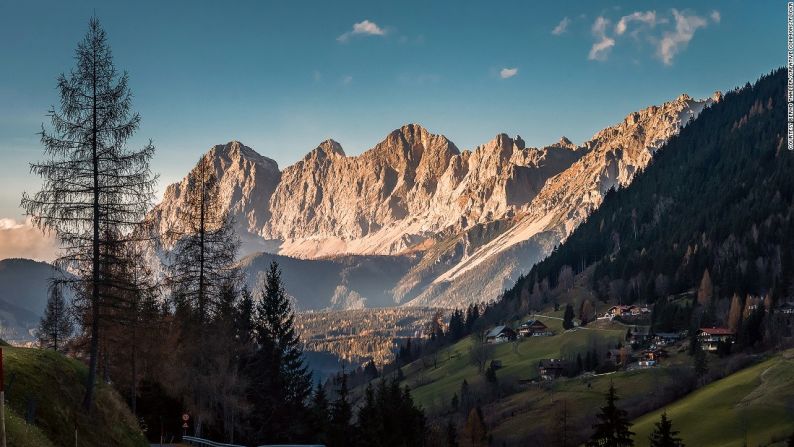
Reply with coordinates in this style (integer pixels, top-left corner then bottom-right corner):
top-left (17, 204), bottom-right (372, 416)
top-left (637, 348), bottom-right (667, 367)
top-left (537, 359), bottom-right (565, 380)
top-left (518, 319), bottom-right (553, 337)
top-left (485, 325), bottom-right (517, 344)
top-left (698, 327), bottom-right (735, 352)
top-left (652, 332), bottom-right (683, 347)
top-left (776, 302), bottom-right (794, 315)
top-left (604, 305), bottom-right (651, 319)
top-left (628, 326), bottom-right (651, 344)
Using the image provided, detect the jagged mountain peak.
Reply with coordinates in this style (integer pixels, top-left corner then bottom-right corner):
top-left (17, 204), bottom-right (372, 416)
top-left (375, 123), bottom-right (460, 159)
top-left (307, 139), bottom-right (346, 159)
top-left (204, 140), bottom-right (279, 171)
top-left (553, 136), bottom-right (577, 150)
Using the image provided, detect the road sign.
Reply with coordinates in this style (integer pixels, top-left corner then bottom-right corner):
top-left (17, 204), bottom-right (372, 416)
top-left (182, 413), bottom-right (190, 422)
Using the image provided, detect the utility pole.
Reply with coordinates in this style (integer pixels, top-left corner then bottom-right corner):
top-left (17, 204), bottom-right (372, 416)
top-left (1, 347), bottom-right (6, 447)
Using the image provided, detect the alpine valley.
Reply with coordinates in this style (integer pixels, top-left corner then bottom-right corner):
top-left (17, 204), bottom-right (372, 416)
top-left (149, 92), bottom-right (720, 311)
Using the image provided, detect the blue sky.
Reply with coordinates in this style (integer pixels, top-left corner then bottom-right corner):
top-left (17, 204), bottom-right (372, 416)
top-left (0, 0), bottom-right (783, 224)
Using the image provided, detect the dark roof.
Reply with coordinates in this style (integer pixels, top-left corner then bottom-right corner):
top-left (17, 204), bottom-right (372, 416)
top-left (486, 325), bottom-right (514, 338)
top-left (538, 359), bottom-right (563, 368)
top-left (521, 319), bottom-right (548, 328)
top-left (700, 327), bottom-right (735, 336)
top-left (654, 332), bottom-right (681, 338)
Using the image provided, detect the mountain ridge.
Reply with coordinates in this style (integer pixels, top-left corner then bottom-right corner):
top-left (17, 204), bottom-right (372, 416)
top-left (149, 92), bottom-right (718, 309)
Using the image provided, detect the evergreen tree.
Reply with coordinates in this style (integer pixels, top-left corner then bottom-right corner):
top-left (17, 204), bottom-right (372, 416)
top-left (328, 372), bottom-right (354, 447)
top-left (246, 261), bottom-right (311, 442)
top-left (586, 382), bottom-right (634, 447)
top-left (235, 286), bottom-right (255, 345)
top-left (648, 412), bottom-right (684, 447)
top-left (355, 379), bottom-right (427, 447)
top-left (364, 360), bottom-right (379, 380)
top-left (308, 383), bottom-right (331, 445)
top-left (22, 16), bottom-right (156, 411)
top-left (446, 419), bottom-right (459, 447)
top-left (38, 282), bottom-right (73, 351)
top-left (563, 304), bottom-right (575, 330)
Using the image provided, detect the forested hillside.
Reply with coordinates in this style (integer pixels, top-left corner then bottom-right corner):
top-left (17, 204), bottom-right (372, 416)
top-left (492, 69), bottom-right (791, 339)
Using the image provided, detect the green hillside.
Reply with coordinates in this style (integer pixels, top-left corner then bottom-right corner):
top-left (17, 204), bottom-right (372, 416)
top-left (3, 346), bottom-right (147, 447)
top-left (633, 350), bottom-right (794, 447)
top-left (402, 314), bottom-right (625, 411)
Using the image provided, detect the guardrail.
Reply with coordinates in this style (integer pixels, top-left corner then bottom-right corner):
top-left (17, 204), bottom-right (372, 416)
top-left (182, 437), bottom-right (325, 447)
top-left (182, 436), bottom-right (246, 447)
top-left (257, 445), bottom-right (326, 447)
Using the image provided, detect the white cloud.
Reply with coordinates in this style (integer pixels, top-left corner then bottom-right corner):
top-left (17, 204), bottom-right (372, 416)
top-left (588, 17), bottom-right (615, 61)
top-left (341, 75), bottom-right (353, 85)
top-left (337, 20), bottom-right (387, 43)
top-left (657, 9), bottom-right (709, 65)
top-left (499, 67), bottom-right (518, 79)
top-left (552, 17), bottom-right (571, 35)
top-left (0, 218), bottom-right (58, 262)
top-left (585, 9), bottom-right (716, 65)
top-left (615, 11), bottom-right (658, 35)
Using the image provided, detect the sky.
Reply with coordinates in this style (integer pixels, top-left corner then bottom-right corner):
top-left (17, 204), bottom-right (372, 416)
top-left (0, 0), bottom-right (783, 260)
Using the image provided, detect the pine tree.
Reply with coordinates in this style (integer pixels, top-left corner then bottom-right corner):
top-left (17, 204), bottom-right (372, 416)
top-left (246, 261), bottom-right (312, 442)
top-left (648, 412), bottom-right (684, 447)
top-left (235, 286), bottom-right (255, 345)
top-left (446, 419), bottom-right (459, 447)
top-left (308, 383), bottom-right (330, 445)
top-left (563, 304), bottom-right (576, 330)
top-left (21, 17), bottom-right (156, 411)
top-left (38, 282), bottom-right (73, 351)
top-left (693, 348), bottom-right (708, 379)
top-left (328, 372), bottom-right (354, 447)
top-left (586, 382), bottom-right (634, 447)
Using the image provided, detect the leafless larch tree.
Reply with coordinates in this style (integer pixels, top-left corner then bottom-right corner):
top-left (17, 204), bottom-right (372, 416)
top-left (21, 17), bottom-right (157, 412)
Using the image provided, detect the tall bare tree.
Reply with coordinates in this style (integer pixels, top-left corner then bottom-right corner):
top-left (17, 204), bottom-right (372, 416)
top-left (167, 156), bottom-right (238, 325)
top-left (166, 155), bottom-right (240, 437)
top-left (21, 17), bottom-right (156, 411)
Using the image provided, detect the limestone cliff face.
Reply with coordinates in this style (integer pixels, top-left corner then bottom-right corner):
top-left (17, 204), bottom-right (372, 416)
top-left (149, 141), bottom-right (281, 255)
top-left (152, 92), bottom-right (717, 309)
top-left (403, 93), bottom-right (718, 307)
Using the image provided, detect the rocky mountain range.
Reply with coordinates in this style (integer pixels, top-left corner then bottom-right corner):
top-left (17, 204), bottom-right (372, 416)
top-left (150, 92), bottom-right (720, 310)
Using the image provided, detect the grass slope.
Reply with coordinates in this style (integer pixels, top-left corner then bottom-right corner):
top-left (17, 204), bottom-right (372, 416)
top-left (401, 314), bottom-right (625, 411)
top-left (3, 346), bottom-right (147, 447)
top-left (632, 350), bottom-right (794, 447)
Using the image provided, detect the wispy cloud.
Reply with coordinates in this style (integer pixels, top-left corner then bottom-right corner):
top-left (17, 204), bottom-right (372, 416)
top-left (588, 17), bottom-right (615, 61)
top-left (586, 9), bottom-right (718, 65)
top-left (615, 11), bottom-right (658, 36)
top-left (341, 75), bottom-right (353, 85)
top-left (499, 67), bottom-right (518, 79)
top-left (657, 9), bottom-right (710, 65)
top-left (337, 20), bottom-right (387, 43)
top-left (0, 217), bottom-right (58, 262)
top-left (552, 17), bottom-right (571, 35)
